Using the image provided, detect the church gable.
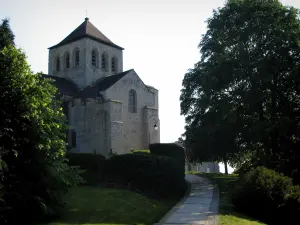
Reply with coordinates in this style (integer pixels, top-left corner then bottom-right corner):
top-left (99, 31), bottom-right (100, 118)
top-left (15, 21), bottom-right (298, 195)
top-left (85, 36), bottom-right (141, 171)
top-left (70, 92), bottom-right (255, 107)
top-left (105, 70), bottom-right (157, 110)
top-left (107, 69), bottom-right (149, 92)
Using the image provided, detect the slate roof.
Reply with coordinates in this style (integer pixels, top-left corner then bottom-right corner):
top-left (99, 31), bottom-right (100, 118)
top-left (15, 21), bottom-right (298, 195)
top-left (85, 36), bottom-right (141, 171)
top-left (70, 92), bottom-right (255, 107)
top-left (48, 18), bottom-right (124, 50)
top-left (80, 69), bottom-right (133, 98)
top-left (42, 69), bottom-right (133, 98)
top-left (41, 74), bottom-right (79, 96)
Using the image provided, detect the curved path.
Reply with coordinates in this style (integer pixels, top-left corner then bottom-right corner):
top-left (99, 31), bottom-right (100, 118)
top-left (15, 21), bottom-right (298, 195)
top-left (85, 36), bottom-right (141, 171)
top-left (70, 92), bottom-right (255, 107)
top-left (155, 174), bottom-right (219, 225)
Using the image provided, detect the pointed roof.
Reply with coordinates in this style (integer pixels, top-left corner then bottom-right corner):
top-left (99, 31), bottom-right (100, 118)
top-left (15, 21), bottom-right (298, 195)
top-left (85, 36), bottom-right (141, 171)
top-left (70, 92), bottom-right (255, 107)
top-left (48, 17), bottom-right (124, 50)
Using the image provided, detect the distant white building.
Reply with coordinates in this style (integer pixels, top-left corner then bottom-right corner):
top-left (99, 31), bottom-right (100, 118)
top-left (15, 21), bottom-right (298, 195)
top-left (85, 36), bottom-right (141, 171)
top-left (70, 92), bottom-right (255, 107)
top-left (174, 141), bottom-right (220, 173)
top-left (186, 162), bottom-right (220, 173)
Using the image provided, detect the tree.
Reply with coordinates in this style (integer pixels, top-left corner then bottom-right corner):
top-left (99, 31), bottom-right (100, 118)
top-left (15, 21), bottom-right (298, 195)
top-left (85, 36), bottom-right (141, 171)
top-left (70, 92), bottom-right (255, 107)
top-left (0, 19), bottom-right (83, 225)
top-left (180, 0), bottom-right (300, 178)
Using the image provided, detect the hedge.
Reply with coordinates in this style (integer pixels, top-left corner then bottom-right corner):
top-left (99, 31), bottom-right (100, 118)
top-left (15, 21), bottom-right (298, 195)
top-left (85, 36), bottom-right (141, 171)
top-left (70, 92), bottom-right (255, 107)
top-left (149, 143), bottom-right (185, 179)
top-left (66, 144), bottom-right (187, 199)
top-left (232, 166), bottom-right (300, 225)
top-left (100, 153), bottom-right (186, 199)
top-left (149, 143), bottom-right (185, 162)
top-left (66, 153), bottom-right (105, 185)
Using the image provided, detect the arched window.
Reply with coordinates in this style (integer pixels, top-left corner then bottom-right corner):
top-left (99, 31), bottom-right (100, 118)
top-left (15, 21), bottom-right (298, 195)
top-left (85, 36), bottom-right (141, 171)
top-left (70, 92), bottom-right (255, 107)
top-left (128, 90), bottom-right (137, 113)
top-left (111, 57), bottom-right (117, 73)
top-left (101, 52), bottom-right (107, 71)
top-left (91, 49), bottom-right (98, 67)
top-left (74, 49), bottom-right (80, 67)
top-left (65, 52), bottom-right (70, 69)
top-left (56, 56), bottom-right (60, 72)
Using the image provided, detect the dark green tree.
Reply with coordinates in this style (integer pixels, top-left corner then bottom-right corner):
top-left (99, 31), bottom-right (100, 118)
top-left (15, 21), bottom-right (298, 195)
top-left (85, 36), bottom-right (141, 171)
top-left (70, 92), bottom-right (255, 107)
top-left (0, 19), bottom-right (83, 225)
top-left (180, 0), bottom-right (300, 178)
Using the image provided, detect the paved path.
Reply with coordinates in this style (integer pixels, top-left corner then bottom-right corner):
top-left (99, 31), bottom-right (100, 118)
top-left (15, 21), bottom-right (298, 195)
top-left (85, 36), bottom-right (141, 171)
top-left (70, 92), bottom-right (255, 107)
top-left (155, 174), bottom-right (219, 225)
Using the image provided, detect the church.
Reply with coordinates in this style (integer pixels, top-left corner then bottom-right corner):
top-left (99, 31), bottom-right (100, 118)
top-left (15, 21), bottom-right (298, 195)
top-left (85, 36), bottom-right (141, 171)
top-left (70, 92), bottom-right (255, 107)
top-left (44, 17), bottom-right (160, 157)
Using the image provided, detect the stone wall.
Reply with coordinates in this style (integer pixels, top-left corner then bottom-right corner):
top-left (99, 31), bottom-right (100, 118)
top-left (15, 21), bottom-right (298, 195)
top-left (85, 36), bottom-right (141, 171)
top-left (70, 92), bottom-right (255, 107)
top-left (66, 97), bottom-right (110, 157)
top-left (105, 70), bottom-right (159, 153)
top-left (144, 107), bottom-right (160, 146)
top-left (106, 100), bottom-right (124, 154)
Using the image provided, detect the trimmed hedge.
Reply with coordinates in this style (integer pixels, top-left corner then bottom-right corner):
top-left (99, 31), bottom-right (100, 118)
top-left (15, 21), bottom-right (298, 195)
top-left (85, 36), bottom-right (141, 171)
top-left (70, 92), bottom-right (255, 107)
top-left (149, 143), bottom-right (185, 162)
top-left (66, 144), bottom-right (187, 199)
top-left (66, 153), bottom-right (105, 185)
top-left (100, 153), bottom-right (186, 199)
top-left (149, 143), bottom-right (185, 179)
top-left (232, 167), bottom-right (300, 225)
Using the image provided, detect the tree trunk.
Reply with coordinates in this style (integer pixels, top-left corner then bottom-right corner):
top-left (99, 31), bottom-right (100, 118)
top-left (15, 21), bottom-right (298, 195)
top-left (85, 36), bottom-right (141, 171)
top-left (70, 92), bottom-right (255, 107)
top-left (224, 161), bottom-right (228, 174)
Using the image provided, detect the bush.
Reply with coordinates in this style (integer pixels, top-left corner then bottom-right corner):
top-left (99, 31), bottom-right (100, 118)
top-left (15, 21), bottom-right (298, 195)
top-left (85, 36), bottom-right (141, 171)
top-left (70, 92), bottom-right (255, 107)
top-left (149, 143), bottom-right (185, 162)
top-left (66, 153), bottom-right (105, 185)
top-left (232, 166), bottom-right (300, 225)
top-left (279, 185), bottom-right (300, 225)
top-left (149, 143), bottom-right (185, 179)
top-left (100, 154), bottom-right (186, 199)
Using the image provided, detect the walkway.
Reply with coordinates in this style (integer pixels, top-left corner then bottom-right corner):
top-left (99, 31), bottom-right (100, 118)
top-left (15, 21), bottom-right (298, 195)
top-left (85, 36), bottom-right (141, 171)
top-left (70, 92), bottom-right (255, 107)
top-left (155, 174), bottom-right (219, 225)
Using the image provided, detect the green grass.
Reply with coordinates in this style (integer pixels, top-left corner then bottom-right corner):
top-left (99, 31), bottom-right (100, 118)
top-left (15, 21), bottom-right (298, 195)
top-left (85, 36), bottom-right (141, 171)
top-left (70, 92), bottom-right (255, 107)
top-left (198, 173), bottom-right (265, 225)
top-left (47, 186), bottom-right (176, 225)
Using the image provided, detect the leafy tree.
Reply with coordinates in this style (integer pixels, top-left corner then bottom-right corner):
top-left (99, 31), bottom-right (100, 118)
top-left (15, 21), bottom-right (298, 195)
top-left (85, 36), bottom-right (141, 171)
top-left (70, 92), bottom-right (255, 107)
top-left (180, 0), bottom-right (300, 179)
top-left (0, 19), bottom-right (83, 225)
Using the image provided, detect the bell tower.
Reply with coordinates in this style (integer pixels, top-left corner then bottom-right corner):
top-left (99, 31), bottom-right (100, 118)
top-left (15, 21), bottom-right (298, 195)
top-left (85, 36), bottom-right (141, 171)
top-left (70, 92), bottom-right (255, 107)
top-left (48, 18), bottom-right (124, 88)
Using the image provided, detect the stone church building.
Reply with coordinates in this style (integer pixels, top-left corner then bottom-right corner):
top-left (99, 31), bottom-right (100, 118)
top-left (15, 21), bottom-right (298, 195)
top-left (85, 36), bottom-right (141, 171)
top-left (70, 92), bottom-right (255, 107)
top-left (44, 18), bottom-right (160, 156)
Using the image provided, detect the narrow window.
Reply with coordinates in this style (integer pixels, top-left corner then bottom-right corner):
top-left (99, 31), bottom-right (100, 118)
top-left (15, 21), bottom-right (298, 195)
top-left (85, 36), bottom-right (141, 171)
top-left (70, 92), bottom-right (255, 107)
top-left (101, 53), bottom-right (107, 71)
top-left (65, 53), bottom-right (70, 69)
top-left (111, 57), bottom-right (117, 73)
top-left (62, 101), bottom-right (69, 122)
top-left (128, 90), bottom-right (137, 113)
top-left (75, 49), bottom-right (80, 67)
top-left (71, 130), bottom-right (76, 147)
top-left (56, 57), bottom-right (60, 72)
top-left (91, 50), bottom-right (97, 67)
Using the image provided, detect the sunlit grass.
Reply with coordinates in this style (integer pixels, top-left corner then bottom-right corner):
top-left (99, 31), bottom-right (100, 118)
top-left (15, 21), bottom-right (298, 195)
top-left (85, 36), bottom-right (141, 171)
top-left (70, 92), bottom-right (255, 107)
top-left (219, 215), bottom-right (265, 225)
top-left (198, 173), bottom-right (265, 225)
top-left (46, 186), bottom-right (176, 225)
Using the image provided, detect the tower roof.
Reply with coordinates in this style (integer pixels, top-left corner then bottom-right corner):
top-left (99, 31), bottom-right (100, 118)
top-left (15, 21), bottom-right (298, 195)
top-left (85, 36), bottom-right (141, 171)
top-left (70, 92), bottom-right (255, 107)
top-left (48, 17), bottom-right (124, 50)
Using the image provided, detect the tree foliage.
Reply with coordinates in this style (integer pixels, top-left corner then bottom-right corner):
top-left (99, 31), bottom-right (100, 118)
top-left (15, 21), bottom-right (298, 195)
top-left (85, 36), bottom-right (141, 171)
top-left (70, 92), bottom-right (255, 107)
top-left (180, 0), bottom-right (300, 181)
top-left (0, 19), bottom-right (83, 225)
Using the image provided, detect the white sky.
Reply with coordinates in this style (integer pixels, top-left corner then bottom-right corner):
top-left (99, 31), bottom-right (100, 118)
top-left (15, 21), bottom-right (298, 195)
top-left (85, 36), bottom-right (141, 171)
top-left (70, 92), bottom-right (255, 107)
top-left (1, 0), bottom-right (299, 173)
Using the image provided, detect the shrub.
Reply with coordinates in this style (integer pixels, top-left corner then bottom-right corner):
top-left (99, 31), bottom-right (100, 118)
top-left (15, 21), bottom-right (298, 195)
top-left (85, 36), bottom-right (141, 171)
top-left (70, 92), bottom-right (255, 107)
top-left (149, 143), bottom-right (185, 162)
top-left (232, 166), bottom-right (299, 225)
top-left (279, 185), bottom-right (300, 225)
top-left (100, 153), bottom-right (186, 199)
top-left (66, 153), bottom-right (105, 185)
top-left (149, 143), bottom-right (185, 179)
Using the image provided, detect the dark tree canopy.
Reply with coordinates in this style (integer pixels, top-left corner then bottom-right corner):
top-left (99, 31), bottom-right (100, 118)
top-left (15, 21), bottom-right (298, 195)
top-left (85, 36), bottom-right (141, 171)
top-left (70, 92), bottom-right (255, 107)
top-left (180, 0), bottom-right (300, 181)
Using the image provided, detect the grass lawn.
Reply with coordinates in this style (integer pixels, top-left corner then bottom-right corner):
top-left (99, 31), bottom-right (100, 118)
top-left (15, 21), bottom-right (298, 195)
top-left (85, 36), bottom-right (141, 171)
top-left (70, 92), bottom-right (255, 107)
top-left (47, 186), bottom-right (176, 225)
top-left (197, 173), bottom-right (266, 225)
